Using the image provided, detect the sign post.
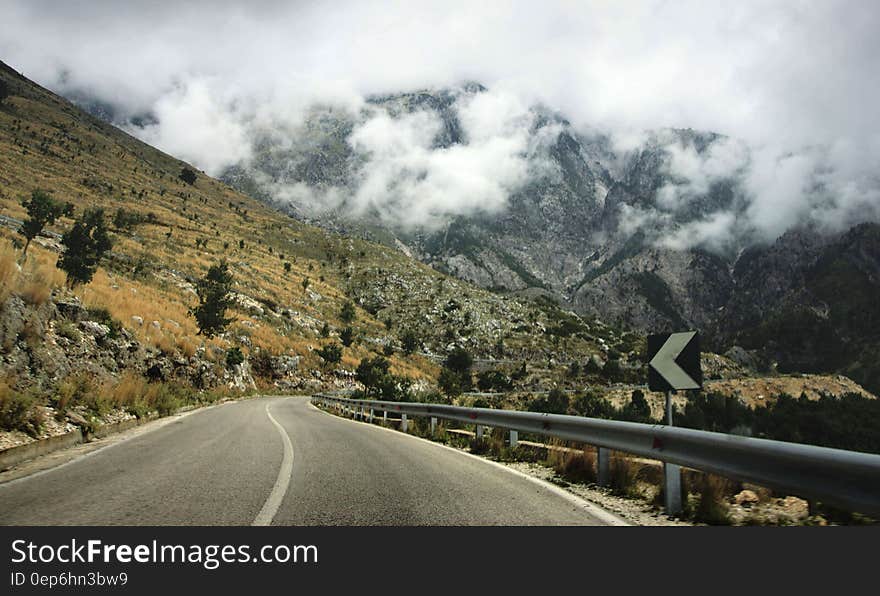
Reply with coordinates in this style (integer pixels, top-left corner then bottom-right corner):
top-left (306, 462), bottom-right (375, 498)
top-left (647, 331), bottom-right (702, 517)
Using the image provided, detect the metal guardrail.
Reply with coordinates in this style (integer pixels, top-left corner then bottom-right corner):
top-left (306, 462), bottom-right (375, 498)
top-left (312, 394), bottom-right (880, 517)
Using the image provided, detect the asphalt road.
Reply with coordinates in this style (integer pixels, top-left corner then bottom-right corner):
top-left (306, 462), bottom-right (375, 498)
top-left (0, 396), bottom-right (622, 525)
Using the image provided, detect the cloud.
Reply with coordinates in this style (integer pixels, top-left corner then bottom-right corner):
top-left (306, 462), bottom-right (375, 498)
top-left (330, 88), bottom-right (550, 230)
top-left (134, 78), bottom-right (253, 175)
top-left (1, 0), bottom-right (879, 243)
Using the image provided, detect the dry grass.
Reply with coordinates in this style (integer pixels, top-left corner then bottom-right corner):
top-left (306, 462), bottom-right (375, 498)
top-left (608, 452), bottom-right (641, 497)
top-left (0, 239), bottom-right (64, 305)
top-left (692, 473), bottom-right (733, 525)
top-left (547, 440), bottom-right (597, 484)
top-left (0, 240), bottom-right (19, 303)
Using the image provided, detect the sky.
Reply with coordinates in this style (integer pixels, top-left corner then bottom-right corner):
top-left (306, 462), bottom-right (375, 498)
top-left (2, 0), bottom-right (879, 245)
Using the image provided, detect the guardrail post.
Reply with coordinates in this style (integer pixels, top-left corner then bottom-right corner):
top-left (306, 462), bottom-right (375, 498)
top-left (369, 408), bottom-right (374, 423)
top-left (597, 447), bottom-right (609, 487)
top-left (476, 425), bottom-right (483, 440)
top-left (430, 417), bottom-right (437, 435)
top-left (509, 430), bottom-right (518, 448)
top-left (401, 413), bottom-right (408, 432)
top-left (664, 463), bottom-right (682, 517)
top-left (383, 410), bottom-right (387, 423)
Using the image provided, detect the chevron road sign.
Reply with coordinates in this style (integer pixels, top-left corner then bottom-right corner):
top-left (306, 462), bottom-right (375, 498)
top-left (647, 331), bottom-right (702, 392)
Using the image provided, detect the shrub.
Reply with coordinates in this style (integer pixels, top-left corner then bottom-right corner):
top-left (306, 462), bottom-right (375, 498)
top-left (0, 382), bottom-right (43, 437)
top-left (476, 370), bottom-right (513, 392)
top-left (608, 453), bottom-right (640, 497)
top-left (179, 167), bottom-right (197, 185)
top-left (317, 343), bottom-right (342, 367)
top-left (400, 329), bottom-right (419, 355)
top-left (528, 388), bottom-right (569, 415)
top-left (55, 373), bottom-right (103, 415)
top-left (547, 442), bottom-right (597, 485)
top-left (57, 321), bottom-right (81, 342)
top-left (225, 347), bottom-right (245, 369)
top-left (692, 473), bottom-right (733, 525)
top-left (340, 301), bottom-right (356, 323)
top-left (251, 350), bottom-right (278, 379)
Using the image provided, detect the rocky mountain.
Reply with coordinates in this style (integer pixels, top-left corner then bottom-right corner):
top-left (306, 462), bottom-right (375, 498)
top-left (51, 76), bottom-right (880, 394)
top-left (194, 84), bottom-right (879, 392)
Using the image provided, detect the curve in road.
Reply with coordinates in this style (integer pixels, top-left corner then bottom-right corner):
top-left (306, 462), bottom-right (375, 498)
top-left (0, 396), bottom-right (626, 526)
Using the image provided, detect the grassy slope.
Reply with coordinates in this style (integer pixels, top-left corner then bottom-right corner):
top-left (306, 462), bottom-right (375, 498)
top-left (0, 61), bottom-right (617, 388)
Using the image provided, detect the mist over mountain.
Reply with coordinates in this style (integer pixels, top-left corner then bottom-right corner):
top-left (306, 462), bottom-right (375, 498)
top-left (2, 0), bottom-right (879, 390)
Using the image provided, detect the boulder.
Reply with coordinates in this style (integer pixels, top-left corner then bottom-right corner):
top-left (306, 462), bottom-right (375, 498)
top-left (79, 320), bottom-right (110, 340)
top-left (55, 300), bottom-right (86, 321)
top-left (734, 489), bottom-right (759, 507)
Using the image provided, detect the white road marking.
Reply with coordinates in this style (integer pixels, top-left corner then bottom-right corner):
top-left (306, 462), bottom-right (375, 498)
top-left (308, 400), bottom-right (630, 526)
top-left (253, 403), bottom-right (294, 526)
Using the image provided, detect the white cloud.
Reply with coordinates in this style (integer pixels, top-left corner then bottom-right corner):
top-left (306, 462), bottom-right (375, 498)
top-left (345, 90), bottom-right (543, 229)
top-left (133, 78), bottom-right (252, 176)
top-left (1, 0), bottom-right (879, 243)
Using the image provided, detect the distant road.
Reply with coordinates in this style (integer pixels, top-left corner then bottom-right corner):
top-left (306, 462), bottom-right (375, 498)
top-left (0, 397), bottom-right (621, 526)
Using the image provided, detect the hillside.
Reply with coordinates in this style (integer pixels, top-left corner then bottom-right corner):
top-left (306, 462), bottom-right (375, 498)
top-left (0, 61), bottom-right (627, 405)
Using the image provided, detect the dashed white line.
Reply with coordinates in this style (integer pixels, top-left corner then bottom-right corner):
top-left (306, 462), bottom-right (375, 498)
top-left (252, 403), bottom-right (294, 526)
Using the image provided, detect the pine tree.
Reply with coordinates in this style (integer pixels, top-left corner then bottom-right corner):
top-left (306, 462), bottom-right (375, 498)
top-left (57, 207), bottom-right (112, 287)
top-left (190, 260), bottom-right (235, 337)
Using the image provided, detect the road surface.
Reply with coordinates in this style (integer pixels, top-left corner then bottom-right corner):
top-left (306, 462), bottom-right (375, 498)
top-left (0, 396), bottom-right (622, 525)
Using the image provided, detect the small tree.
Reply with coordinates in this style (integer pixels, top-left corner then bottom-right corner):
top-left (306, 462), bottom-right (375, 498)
top-left (0, 80), bottom-right (9, 106)
top-left (320, 322), bottom-right (330, 338)
top-left (190, 260), bottom-right (235, 337)
top-left (340, 326), bottom-right (355, 347)
top-left (356, 355), bottom-right (390, 398)
top-left (438, 367), bottom-right (464, 397)
top-left (400, 330), bottom-right (419, 355)
top-left (283, 262), bottom-right (292, 274)
top-left (301, 277), bottom-right (310, 293)
top-left (355, 356), bottom-right (408, 400)
top-left (439, 345), bottom-right (474, 394)
top-left (317, 343), bottom-right (342, 368)
top-left (19, 189), bottom-right (73, 258)
top-left (179, 167), bottom-right (197, 185)
top-left (444, 346), bottom-right (473, 376)
top-left (340, 301), bottom-right (356, 324)
top-left (225, 347), bottom-right (245, 369)
top-left (57, 207), bottom-right (112, 287)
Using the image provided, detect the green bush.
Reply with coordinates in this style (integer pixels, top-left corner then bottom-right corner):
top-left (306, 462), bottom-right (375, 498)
top-left (0, 386), bottom-right (43, 437)
top-left (225, 347), bottom-right (244, 369)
